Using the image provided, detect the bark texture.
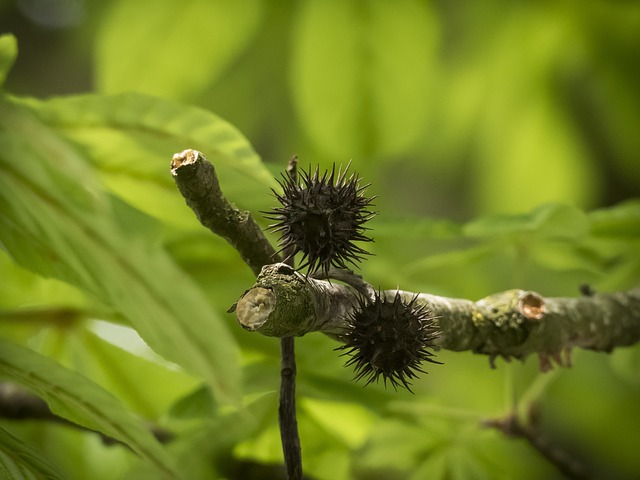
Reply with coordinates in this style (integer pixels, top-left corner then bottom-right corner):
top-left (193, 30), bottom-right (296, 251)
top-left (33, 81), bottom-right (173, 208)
top-left (235, 263), bottom-right (640, 366)
top-left (171, 149), bottom-right (279, 275)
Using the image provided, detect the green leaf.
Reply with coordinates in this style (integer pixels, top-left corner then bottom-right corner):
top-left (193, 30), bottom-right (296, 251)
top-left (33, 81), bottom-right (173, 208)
top-left (132, 393), bottom-right (277, 480)
top-left (0, 340), bottom-right (179, 479)
top-left (0, 34), bottom-right (17, 88)
top-left (0, 249), bottom-right (87, 310)
top-left (0, 426), bottom-right (68, 480)
top-left (291, 0), bottom-right (439, 159)
top-left (300, 398), bottom-right (375, 450)
top-left (373, 216), bottom-right (463, 241)
top-left (0, 97), bottom-right (241, 404)
top-left (96, 0), bottom-right (262, 101)
top-left (0, 34), bottom-right (16, 87)
top-left (530, 242), bottom-right (605, 274)
top-left (168, 384), bottom-right (217, 420)
top-left (407, 244), bottom-right (497, 273)
top-left (463, 204), bottom-right (589, 240)
top-left (589, 199), bottom-right (640, 238)
top-left (353, 419), bottom-right (446, 477)
top-left (21, 92), bottom-right (277, 230)
top-left (70, 330), bottom-right (201, 419)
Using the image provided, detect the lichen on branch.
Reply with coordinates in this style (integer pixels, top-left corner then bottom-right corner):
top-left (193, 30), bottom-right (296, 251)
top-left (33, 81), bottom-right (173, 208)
top-left (234, 263), bottom-right (640, 368)
top-left (231, 263), bottom-right (354, 338)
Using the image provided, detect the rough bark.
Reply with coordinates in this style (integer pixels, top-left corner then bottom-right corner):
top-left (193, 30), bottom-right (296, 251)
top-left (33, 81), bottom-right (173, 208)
top-left (171, 149), bottom-right (279, 275)
top-left (235, 263), bottom-right (640, 367)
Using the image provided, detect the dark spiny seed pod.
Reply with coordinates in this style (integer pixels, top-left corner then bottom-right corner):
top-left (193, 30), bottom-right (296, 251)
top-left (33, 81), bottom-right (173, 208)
top-left (337, 291), bottom-right (441, 392)
top-left (264, 163), bottom-right (375, 276)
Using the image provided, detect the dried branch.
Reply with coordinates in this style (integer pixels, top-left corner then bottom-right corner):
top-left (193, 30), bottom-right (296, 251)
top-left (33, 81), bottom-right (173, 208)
top-left (279, 336), bottom-right (302, 480)
top-left (170, 149), bottom-right (280, 276)
top-left (235, 263), bottom-right (640, 364)
top-left (278, 156), bottom-right (303, 480)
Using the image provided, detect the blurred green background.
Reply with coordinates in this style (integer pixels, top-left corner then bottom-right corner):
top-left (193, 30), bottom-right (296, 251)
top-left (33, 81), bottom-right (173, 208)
top-left (4, 0), bottom-right (640, 219)
top-left (1, 0), bottom-right (639, 479)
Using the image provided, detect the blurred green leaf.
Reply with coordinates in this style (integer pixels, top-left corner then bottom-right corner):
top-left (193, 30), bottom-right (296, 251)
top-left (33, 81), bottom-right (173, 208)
top-left (131, 393), bottom-right (279, 480)
top-left (0, 426), bottom-right (69, 480)
top-left (12, 423), bottom-right (159, 480)
top-left (0, 97), bottom-right (240, 404)
top-left (475, 91), bottom-right (597, 215)
top-left (373, 216), bottom-right (463, 241)
top-left (464, 204), bottom-right (589, 240)
top-left (589, 199), bottom-right (640, 238)
top-left (353, 418), bottom-right (449, 479)
top-left (407, 244), bottom-right (496, 274)
top-left (0, 34), bottom-right (17, 88)
top-left (0, 249), bottom-right (87, 310)
top-left (0, 340), bottom-right (179, 479)
top-left (609, 347), bottom-right (640, 389)
top-left (300, 398), bottom-right (375, 450)
top-left (21, 92), bottom-right (277, 230)
top-left (168, 384), bottom-right (217, 420)
top-left (291, 0), bottom-right (438, 159)
top-left (96, 0), bottom-right (262, 101)
top-left (409, 451), bottom-right (449, 480)
top-left (467, 12), bottom-right (599, 213)
top-left (69, 330), bottom-right (200, 419)
top-left (529, 241), bottom-right (604, 274)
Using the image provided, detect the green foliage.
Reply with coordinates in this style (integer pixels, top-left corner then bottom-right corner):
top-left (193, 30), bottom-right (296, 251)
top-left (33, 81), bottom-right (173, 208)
top-left (0, 340), bottom-right (178, 478)
top-left (0, 96), bottom-right (240, 405)
top-left (1, 1), bottom-right (640, 477)
top-left (290, 0), bottom-right (438, 159)
top-left (0, 34), bottom-right (17, 88)
top-left (21, 92), bottom-right (277, 228)
top-left (96, 0), bottom-right (263, 101)
top-left (0, 426), bottom-right (69, 480)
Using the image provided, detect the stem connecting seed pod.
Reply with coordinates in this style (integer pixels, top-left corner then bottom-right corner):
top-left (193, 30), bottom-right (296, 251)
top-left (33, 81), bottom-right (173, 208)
top-left (338, 291), bottom-right (441, 392)
top-left (265, 163), bottom-right (375, 276)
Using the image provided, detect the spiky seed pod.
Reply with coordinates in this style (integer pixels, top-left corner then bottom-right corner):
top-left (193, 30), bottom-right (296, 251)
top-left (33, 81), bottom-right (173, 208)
top-left (264, 163), bottom-right (375, 276)
top-left (338, 291), bottom-right (441, 392)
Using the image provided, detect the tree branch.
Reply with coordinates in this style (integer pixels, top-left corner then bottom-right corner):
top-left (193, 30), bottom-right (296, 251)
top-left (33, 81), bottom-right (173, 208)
top-left (278, 156), bottom-right (303, 480)
top-left (484, 406), bottom-right (589, 480)
top-left (279, 336), bottom-right (302, 480)
top-left (170, 149), bottom-right (280, 276)
top-left (235, 263), bottom-right (640, 365)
